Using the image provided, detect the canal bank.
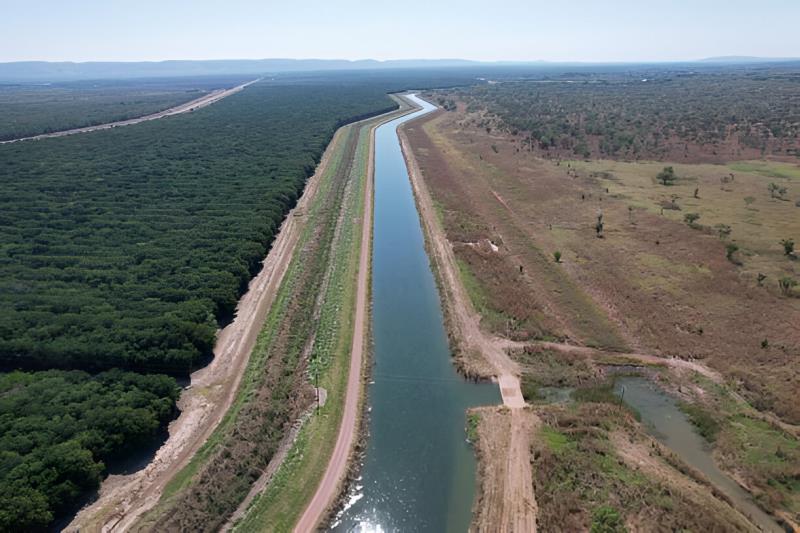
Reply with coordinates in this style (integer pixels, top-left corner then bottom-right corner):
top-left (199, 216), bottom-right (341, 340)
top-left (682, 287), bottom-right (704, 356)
top-left (332, 95), bottom-right (500, 532)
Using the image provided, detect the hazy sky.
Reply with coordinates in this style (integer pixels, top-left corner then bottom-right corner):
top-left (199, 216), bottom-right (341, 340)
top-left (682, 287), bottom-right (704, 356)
top-left (2, 0), bottom-right (799, 63)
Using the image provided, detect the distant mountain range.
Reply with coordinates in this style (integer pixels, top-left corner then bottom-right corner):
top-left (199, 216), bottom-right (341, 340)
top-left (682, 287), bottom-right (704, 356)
top-left (698, 55), bottom-right (800, 63)
top-left (0, 59), bottom-right (485, 82)
top-left (0, 57), bottom-right (797, 82)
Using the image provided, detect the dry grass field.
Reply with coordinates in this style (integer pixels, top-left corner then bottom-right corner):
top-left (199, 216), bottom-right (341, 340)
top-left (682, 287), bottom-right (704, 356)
top-left (405, 100), bottom-right (800, 527)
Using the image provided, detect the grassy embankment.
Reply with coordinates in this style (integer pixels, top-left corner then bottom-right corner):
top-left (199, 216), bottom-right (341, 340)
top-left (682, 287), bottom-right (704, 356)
top-left (232, 105), bottom-right (410, 531)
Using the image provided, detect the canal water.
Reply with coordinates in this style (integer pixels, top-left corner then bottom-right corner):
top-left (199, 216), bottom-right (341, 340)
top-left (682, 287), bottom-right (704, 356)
top-left (331, 95), bottom-right (500, 532)
top-left (615, 377), bottom-right (783, 533)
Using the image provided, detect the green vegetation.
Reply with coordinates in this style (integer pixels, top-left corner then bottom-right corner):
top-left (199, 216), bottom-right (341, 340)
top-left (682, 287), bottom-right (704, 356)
top-left (657, 166), bottom-right (676, 186)
top-left (0, 82), bottom-right (395, 374)
top-left (234, 113), bottom-right (394, 531)
top-left (0, 370), bottom-right (179, 530)
top-left (553, 250), bottom-right (562, 263)
top-left (456, 69), bottom-right (800, 159)
top-left (0, 77), bottom-right (245, 140)
top-left (520, 374), bottom-right (541, 402)
top-left (533, 403), bottom-right (746, 531)
top-left (683, 212), bottom-right (701, 227)
top-left (466, 412), bottom-right (481, 443)
top-left (725, 243), bottom-right (739, 262)
top-left (781, 238), bottom-right (795, 256)
top-left (679, 402), bottom-right (720, 442)
top-left (590, 505), bottom-right (626, 533)
top-left (779, 276), bottom-right (797, 296)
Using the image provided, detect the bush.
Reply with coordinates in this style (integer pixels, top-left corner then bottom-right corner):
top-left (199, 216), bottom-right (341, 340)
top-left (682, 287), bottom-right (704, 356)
top-left (554, 250), bottom-right (562, 263)
top-left (591, 505), bottom-right (626, 533)
top-left (779, 276), bottom-right (797, 296)
top-left (657, 166), bottom-right (676, 185)
top-left (725, 243), bottom-right (739, 262)
top-left (780, 238), bottom-right (795, 257)
top-left (684, 212), bottom-right (700, 228)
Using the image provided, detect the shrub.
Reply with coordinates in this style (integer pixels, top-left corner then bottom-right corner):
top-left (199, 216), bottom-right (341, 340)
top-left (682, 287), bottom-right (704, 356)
top-left (715, 224), bottom-right (732, 239)
top-left (657, 166), bottom-right (676, 185)
top-left (725, 243), bottom-right (739, 262)
top-left (684, 212), bottom-right (701, 228)
top-left (554, 250), bottom-right (562, 263)
top-left (779, 276), bottom-right (797, 296)
top-left (780, 238), bottom-right (795, 257)
top-left (591, 505), bottom-right (626, 533)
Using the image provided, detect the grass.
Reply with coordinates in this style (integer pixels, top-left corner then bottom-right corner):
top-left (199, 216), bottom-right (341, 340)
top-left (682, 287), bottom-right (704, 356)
top-left (540, 426), bottom-right (571, 454)
top-left (234, 108), bottom-right (410, 531)
top-left (729, 161), bottom-right (800, 181)
top-left (567, 158), bottom-right (800, 285)
top-left (466, 412), bottom-right (481, 443)
top-left (678, 401), bottom-right (720, 442)
top-left (520, 374), bottom-right (541, 402)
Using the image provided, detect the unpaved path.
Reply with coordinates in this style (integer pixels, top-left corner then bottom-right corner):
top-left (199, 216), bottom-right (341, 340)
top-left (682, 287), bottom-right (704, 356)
top-left (0, 78), bottom-right (259, 145)
top-left (66, 118), bottom-right (343, 533)
top-left (399, 108), bottom-right (536, 530)
top-left (293, 98), bottom-right (417, 532)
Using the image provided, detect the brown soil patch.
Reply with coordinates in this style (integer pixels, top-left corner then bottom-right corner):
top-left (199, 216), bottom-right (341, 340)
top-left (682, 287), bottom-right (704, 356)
top-left (471, 407), bottom-right (538, 533)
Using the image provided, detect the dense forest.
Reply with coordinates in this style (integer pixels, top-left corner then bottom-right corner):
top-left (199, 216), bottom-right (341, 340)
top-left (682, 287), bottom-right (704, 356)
top-left (453, 67), bottom-right (800, 160)
top-left (0, 76), bottom-right (248, 141)
top-left (0, 82), bottom-right (396, 375)
top-left (0, 77), bottom-right (406, 529)
top-left (0, 369), bottom-right (179, 531)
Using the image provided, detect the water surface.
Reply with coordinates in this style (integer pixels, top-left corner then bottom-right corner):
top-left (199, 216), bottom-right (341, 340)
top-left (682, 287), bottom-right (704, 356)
top-left (615, 377), bottom-right (782, 533)
top-left (332, 95), bottom-right (500, 532)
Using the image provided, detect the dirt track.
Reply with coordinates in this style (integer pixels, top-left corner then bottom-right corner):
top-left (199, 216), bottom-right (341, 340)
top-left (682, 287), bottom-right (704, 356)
top-left (399, 110), bottom-right (537, 530)
top-left (0, 78), bottom-right (258, 145)
top-left (293, 97), bottom-right (418, 532)
top-left (66, 116), bottom-right (342, 533)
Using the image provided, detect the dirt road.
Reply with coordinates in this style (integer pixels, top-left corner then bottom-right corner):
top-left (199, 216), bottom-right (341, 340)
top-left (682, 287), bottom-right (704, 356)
top-left (0, 78), bottom-right (259, 145)
top-left (293, 98), bottom-right (416, 532)
top-left (399, 110), bottom-right (536, 530)
top-left (66, 117), bottom-right (342, 533)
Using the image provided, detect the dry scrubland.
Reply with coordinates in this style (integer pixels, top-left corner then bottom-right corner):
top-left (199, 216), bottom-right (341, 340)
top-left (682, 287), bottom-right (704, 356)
top-left (406, 86), bottom-right (800, 529)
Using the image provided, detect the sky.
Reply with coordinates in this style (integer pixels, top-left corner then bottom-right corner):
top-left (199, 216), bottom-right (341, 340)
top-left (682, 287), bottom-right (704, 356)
top-left (2, 0), bottom-right (799, 63)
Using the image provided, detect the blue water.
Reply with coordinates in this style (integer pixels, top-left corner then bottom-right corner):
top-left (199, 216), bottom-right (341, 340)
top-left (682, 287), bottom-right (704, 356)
top-left (331, 95), bottom-right (500, 532)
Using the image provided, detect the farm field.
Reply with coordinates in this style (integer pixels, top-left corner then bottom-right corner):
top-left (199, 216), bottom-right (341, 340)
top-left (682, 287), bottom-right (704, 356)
top-left (405, 73), bottom-right (800, 530)
top-left (0, 77), bottom-right (250, 141)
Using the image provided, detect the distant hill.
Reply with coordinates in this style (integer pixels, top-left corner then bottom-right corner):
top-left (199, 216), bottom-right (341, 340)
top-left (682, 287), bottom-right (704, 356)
top-left (698, 56), bottom-right (800, 63)
top-left (3, 57), bottom-right (799, 83)
top-left (0, 58), bottom-right (482, 82)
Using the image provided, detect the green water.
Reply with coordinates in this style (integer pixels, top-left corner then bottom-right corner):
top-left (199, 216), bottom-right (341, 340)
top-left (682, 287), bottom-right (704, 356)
top-left (331, 95), bottom-right (500, 532)
top-left (615, 377), bottom-right (784, 533)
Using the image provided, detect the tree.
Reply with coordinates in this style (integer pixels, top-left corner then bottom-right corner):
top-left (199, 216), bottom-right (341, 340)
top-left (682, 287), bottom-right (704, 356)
top-left (657, 166), bottom-right (676, 185)
top-left (779, 276), bottom-right (797, 296)
top-left (553, 250), bottom-right (562, 263)
top-left (715, 224), bottom-right (732, 239)
top-left (684, 213), bottom-right (701, 228)
top-left (595, 212), bottom-right (604, 238)
top-left (780, 238), bottom-right (795, 257)
top-left (726, 243), bottom-right (739, 263)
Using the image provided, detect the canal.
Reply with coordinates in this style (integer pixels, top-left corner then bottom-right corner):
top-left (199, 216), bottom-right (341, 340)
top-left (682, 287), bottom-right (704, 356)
top-left (331, 95), bottom-right (500, 532)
